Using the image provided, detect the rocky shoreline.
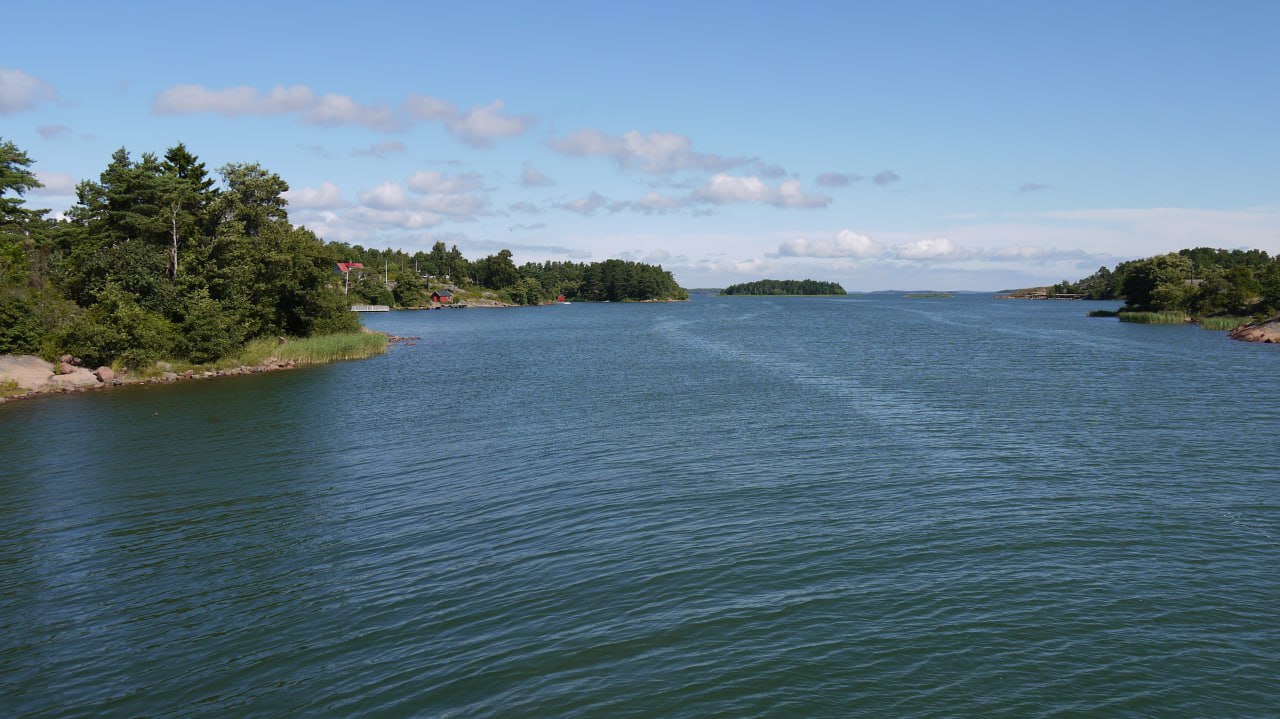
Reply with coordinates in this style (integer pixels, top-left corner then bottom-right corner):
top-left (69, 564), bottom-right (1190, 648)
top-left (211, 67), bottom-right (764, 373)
top-left (1228, 315), bottom-right (1280, 343)
top-left (0, 354), bottom-right (305, 404)
top-left (0, 335), bottom-right (415, 405)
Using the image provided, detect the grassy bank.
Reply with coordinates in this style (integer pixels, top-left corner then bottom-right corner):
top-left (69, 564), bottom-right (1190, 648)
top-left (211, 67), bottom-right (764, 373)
top-left (1197, 316), bottom-right (1249, 331)
top-left (119, 331), bottom-right (390, 378)
top-left (1118, 311), bottom-right (1187, 324)
top-left (224, 331), bottom-right (388, 368)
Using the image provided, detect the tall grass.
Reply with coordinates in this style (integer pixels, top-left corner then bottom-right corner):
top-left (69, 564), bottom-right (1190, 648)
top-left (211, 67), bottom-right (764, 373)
top-left (1118, 311), bottom-right (1187, 324)
top-left (0, 378), bottom-right (24, 398)
top-left (1088, 309), bottom-right (1120, 317)
top-left (218, 331), bottom-right (388, 368)
top-left (277, 332), bottom-right (388, 363)
top-left (1197, 316), bottom-right (1249, 331)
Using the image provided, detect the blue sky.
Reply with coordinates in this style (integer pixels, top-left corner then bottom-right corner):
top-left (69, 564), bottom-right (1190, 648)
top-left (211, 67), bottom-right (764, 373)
top-left (4, 0), bottom-right (1277, 290)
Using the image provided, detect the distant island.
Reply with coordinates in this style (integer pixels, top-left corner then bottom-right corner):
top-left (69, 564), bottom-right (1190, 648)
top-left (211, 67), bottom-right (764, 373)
top-left (721, 279), bottom-right (847, 296)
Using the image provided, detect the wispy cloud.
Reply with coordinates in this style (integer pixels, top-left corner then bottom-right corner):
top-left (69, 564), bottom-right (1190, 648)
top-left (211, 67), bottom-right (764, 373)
top-left (153, 84), bottom-right (536, 144)
top-left (153, 83), bottom-right (401, 131)
top-left (351, 140), bottom-right (407, 158)
top-left (873, 170), bottom-right (901, 187)
top-left (1017, 182), bottom-right (1050, 193)
top-left (555, 191), bottom-right (624, 216)
top-left (37, 124), bottom-right (73, 140)
top-left (520, 161), bottom-right (555, 187)
top-left (816, 172), bottom-right (862, 187)
top-left (551, 128), bottom-right (748, 174)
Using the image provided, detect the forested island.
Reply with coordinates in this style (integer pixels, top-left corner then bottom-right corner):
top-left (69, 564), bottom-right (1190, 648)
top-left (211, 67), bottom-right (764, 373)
top-left (1020, 248), bottom-right (1280, 337)
top-left (0, 139), bottom-right (686, 383)
top-left (720, 279), bottom-right (846, 296)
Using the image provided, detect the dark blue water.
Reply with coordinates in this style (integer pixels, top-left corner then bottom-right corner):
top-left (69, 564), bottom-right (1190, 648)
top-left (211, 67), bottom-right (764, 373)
top-left (2, 295), bottom-right (1277, 717)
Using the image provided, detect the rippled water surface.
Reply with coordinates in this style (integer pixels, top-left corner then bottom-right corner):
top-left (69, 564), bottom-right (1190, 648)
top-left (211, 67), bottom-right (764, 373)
top-left (2, 295), bottom-right (1277, 717)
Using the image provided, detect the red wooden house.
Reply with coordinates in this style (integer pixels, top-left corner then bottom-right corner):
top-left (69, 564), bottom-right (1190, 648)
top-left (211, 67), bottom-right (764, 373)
top-left (431, 290), bottom-right (453, 303)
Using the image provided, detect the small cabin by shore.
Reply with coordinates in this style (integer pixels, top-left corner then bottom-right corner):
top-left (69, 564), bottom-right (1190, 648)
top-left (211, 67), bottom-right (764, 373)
top-left (431, 290), bottom-right (453, 304)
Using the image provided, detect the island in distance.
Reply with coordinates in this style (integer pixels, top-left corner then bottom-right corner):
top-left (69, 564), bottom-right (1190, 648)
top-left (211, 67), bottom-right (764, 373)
top-left (720, 279), bottom-right (847, 296)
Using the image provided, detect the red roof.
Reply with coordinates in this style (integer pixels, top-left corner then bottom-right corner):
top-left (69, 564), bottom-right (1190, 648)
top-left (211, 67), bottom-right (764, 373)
top-left (336, 262), bottom-right (365, 272)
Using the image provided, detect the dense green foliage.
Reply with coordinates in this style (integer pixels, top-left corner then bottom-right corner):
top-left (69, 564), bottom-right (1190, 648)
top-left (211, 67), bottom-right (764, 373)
top-left (1, 139), bottom-right (687, 366)
top-left (1055, 247), bottom-right (1280, 318)
top-left (720, 279), bottom-right (846, 296)
top-left (332, 245), bottom-right (688, 306)
top-left (0, 139), bottom-right (360, 366)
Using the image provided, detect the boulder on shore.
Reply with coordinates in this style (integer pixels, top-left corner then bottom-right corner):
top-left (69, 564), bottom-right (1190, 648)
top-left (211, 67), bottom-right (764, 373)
top-left (47, 367), bottom-right (103, 389)
top-left (1229, 315), bottom-right (1280, 343)
top-left (0, 355), bottom-right (55, 390)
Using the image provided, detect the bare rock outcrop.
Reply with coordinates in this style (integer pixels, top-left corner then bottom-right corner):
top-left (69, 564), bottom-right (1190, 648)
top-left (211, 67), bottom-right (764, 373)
top-left (47, 367), bottom-right (103, 389)
top-left (1229, 315), bottom-right (1280, 343)
top-left (0, 355), bottom-right (56, 390)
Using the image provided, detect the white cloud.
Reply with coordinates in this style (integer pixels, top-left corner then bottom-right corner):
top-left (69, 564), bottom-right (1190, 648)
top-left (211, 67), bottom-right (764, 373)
top-left (521, 161), bottom-right (554, 187)
top-left (347, 206), bottom-right (444, 229)
top-left (153, 84), bottom-right (312, 116)
top-left (417, 192), bottom-right (487, 217)
top-left (405, 170), bottom-right (483, 195)
top-left (451, 100), bottom-right (532, 146)
top-left (352, 140), bottom-right (408, 158)
top-left (551, 128), bottom-right (747, 174)
top-left (358, 181), bottom-right (410, 210)
top-left (617, 248), bottom-right (678, 265)
top-left (556, 192), bottom-right (615, 215)
top-left (404, 95), bottom-right (533, 147)
top-left (632, 191), bottom-right (686, 214)
top-left (283, 182), bottom-right (346, 209)
top-left (306, 94), bottom-right (399, 131)
top-left (694, 174), bottom-right (830, 209)
top-left (778, 229), bottom-right (886, 258)
top-left (893, 237), bottom-right (970, 260)
top-left (31, 171), bottom-right (77, 196)
top-left (0, 68), bottom-right (57, 115)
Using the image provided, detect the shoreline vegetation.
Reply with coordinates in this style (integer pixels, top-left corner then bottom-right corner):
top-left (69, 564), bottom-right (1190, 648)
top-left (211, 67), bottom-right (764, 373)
top-left (0, 138), bottom-right (688, 403)
top-left (720, 279), bottom-right (846, 296)
top-left (0, 331), bottom-right (392, 403)
top-left (1007, 247), bottom-right (1280, 343)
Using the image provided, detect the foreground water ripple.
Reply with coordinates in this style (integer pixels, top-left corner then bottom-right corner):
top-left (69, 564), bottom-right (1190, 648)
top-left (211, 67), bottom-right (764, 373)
top-left (2, 295), bottom-right (1277, 717)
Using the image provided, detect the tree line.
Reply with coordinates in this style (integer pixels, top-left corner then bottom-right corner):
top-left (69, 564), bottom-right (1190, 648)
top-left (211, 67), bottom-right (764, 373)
top-left (1053, 247), bottom-right (1280, 317)
top-left (333, 247), bottom-right (687, 307)
top-left (0, 139), bottom-right (687, 367)
top-left (720, 279), bottom-right (847, 296)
